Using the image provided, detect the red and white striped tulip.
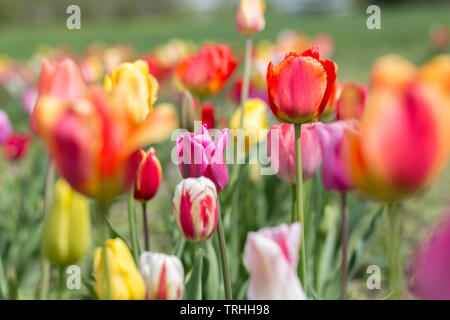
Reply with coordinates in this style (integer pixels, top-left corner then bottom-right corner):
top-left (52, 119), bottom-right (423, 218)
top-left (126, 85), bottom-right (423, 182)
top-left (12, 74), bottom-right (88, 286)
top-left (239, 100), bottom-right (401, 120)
top-left (139, 252), bottom-right (184, 300)
top-left (173, 177), bottom-right (218, 242)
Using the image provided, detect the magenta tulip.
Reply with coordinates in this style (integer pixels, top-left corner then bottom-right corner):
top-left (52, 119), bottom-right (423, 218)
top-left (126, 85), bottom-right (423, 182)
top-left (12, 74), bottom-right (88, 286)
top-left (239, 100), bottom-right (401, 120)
top-left (316, 121), bottom-right (359, 192)
top-left (176, 124), bottom-right (229, 192)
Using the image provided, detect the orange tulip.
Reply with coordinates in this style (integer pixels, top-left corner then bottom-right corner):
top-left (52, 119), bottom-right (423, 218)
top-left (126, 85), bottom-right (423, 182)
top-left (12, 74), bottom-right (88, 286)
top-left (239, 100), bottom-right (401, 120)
top-left (176, 44), bottom-right (238, 97)
top-left (266, 47), bottom-right (336, 124)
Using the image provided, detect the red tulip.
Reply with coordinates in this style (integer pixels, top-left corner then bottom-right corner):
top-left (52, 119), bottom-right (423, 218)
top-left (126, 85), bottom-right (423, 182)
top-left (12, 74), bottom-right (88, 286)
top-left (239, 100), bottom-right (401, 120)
top-left (201, 102), bottom-right (216, 129)
top-left (134, 147), bottom-right (162, 202)
top-left (3, 133), bottom-right (31, 161)
top-left (176, 45), bottom-right (238, 97)
top-left (267, 47), bottom-right (336, 124)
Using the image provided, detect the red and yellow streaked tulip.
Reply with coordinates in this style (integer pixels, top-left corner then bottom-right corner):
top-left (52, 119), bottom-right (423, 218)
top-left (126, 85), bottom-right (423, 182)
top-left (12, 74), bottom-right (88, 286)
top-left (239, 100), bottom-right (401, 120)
top-left (94, 238), bottom-right (146, 300)
top-left (34, 87), bottom-right (176, 203)
top-left (236, 0), bottom-right (265, 37)
top-left (139, 252), bottom-right (184, 300)
top-left (134, 147), bottom-right (162, 202)
top-left (266, 47), bottom-right (336, 124)
top-left (176, 44), bottom-right (238, 97)
top-left (104, 60), bottom-right (159, 125)
top-left (173, 177), bottom-right (218, 243)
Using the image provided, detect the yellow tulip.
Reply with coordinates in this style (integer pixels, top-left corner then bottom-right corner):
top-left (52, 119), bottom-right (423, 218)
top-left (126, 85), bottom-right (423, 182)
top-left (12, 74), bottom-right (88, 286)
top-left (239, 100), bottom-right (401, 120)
top-left (94, 238), bottom-right (146, 300)
top-left (104, 60), bottom-right (159, 125)
top-left (230, 98), bottom-right (269, 151)
top-left (41, 179), bottom-right (91, 268)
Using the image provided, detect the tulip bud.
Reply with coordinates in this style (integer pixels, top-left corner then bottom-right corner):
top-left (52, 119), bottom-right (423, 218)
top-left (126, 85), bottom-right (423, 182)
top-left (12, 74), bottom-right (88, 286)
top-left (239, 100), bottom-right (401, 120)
top-left (104, 60), bottom-right (159, 125)
top-left (230, 98), bottom-right (269, 151)
top-left (134, 147), bottom-right (162, 202)
top-left (181, 90), bottom-right (196, 132)
top-left (173, 177), bottom-right (218, 242)
top-left (139, 252), bottom-right (184, 300)
top-left (2, 133), bottom-right (31, 162)
top-left (94, 238), bottom-right (146, 300)
top-left (201, 102), bottom-right (216, 129)
top-left (41, 179), bottom-right (91, 268)
top-left (267, 47), bottom-right (337, 124)
top-left (236, 0), bottom-right (265, 37)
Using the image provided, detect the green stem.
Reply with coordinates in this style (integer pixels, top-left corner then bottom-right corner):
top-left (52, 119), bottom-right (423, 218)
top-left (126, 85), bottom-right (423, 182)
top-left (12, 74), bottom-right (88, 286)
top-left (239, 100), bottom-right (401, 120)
top-left (128, 191), bottom-right (140, 263)
top-left (142, 202), bottom-right (150, 252)
top-left (99, 205), bottom-right (111, 300)
top-left (294, 124), bottom-right (306, 292)
top-left (38, 158), bottom-right (55, 300)
top-left (238, 37), bottom-right (253, 129)
top-left (217, 198), bottom-right (233, 300)
top-left (57, 267), bottom-right (64, 300)
top-left (386, 203), bottom-right (404, 299)
top-left (291, 184), bottom-right (297, 222)
top-left (340, 192), bottom-right (349, 300)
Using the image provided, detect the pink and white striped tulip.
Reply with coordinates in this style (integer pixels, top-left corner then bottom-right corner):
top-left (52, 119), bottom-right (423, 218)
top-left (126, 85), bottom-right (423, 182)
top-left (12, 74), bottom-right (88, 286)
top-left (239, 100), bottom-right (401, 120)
top-left (173, 177), bottom-right (218, 242)
top-left (244, 222), bottom-right (306, 300)
top-left (139, 252), bottom-right (184, 300)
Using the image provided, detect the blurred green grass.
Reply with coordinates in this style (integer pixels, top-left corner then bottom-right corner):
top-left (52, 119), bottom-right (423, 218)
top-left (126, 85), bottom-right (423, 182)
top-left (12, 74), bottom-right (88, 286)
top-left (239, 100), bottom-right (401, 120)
top-left (1, 4), bottom-right (449, 82)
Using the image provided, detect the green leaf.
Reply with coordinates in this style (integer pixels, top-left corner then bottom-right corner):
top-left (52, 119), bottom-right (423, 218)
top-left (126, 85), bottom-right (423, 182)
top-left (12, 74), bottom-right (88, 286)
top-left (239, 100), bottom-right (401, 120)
top-left (0, 257), bottom-right (9, 299)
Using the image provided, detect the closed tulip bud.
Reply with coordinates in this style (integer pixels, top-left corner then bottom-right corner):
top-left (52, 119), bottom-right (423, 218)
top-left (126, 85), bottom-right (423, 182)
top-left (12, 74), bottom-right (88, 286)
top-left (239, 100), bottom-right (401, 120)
top-left (201, 102), bottom-right (216, 129)
top-left (236, 0), bottom-right (265, 37)
top-left (267, 123), bottom-right (322, 184)
top-left (267, 47), bottom-right (336, 124)
top-left (230, 98), bottom-right (269, 151)
top-left (94, 238), bottom-right (146, 300)
top-left (244, 222), bottom-right (306, 300)
top-left (176, 45), bottom-right (238, 97)
top-left (134, 147), bottom-right (162, 202)
top-left (139, 252), bottom-right (184, 300)
top-left (104, 60), bottom-right (159, 125)
top-left (336, 82), bottom-right (367, 121)
top-left (173, 177), bottom-right (218, 242)
top-left (3, 132), bottom-right (31, 162)
top-left (41, 179), bottom-right (91, 268)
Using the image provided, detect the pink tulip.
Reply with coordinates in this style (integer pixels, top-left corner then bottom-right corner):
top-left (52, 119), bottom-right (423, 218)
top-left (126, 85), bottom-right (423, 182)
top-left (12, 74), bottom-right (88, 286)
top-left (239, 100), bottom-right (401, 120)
top-left (36, 58), bottom-right (87, 102)
top-left (316, 121), bottom-right (359, 192)
top-left (0, 110), bottom-right (12, 144)
top-left (244, 222), bottom-right (306, 300)
top-left (267, 123), bottom-right (322, 184)
top-left (412, 213), bottom-right (450, 300)
top-left (176, 124), bottom-right (229, 192)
